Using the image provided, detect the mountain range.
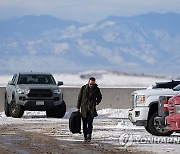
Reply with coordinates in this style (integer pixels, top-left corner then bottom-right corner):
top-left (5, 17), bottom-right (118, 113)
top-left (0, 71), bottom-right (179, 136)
top-left (0, 12), bottom-right (180, 76)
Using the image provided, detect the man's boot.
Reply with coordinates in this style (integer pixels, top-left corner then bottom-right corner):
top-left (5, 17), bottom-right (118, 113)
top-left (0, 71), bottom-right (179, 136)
top-left (87, 134), bottom-right (91, 142)
top-left (84, 134), bottom-right (88, 142)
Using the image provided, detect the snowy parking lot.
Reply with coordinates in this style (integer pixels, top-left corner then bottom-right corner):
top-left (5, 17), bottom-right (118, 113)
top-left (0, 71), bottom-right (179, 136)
top-left (0, 108), bottom-right (180, 154)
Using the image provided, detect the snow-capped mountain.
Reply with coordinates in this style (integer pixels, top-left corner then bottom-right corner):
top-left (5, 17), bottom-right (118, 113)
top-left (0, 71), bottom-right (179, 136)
top-left (0, 13), bottom-right (180, 75)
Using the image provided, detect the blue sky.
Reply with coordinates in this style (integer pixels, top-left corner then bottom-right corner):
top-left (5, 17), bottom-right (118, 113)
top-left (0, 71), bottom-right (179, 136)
top-left (0, 0), bottom-right (180, 23)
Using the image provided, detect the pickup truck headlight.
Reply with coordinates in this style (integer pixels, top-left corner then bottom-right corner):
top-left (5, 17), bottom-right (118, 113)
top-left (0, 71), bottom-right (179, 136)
top-left (175, 105), bottom-right (180, 114)
top-left (53, 89), bottom-right (61, 94)
top-left (136, 95), bottom-right (145, 105)
top-left (17, 88), bottom-right (30, 94)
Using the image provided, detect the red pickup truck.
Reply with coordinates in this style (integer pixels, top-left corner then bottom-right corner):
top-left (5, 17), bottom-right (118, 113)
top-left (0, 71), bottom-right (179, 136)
top-left (166, 95), bottom-right (180, 132)
top-left (154, 93), bottom-right (180, 136)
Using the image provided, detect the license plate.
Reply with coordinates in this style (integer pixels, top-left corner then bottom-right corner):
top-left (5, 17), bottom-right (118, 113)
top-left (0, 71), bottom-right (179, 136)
top-left (36, 101), bottom-right (44, 105)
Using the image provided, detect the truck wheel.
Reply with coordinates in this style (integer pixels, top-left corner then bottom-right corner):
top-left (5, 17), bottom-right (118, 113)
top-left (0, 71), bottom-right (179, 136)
top-left (58, 101), bottom-right (66, 118)
top-left (46, 101), bottom-right (66, 118)
top-left (9, 99), bottom-right (24, 118)
top-left (148, 111), bottom-right (173, 136)
top-left (4, 94), bottom-right (10, 117)
top-left (46, 109), bottom-right (53, 117)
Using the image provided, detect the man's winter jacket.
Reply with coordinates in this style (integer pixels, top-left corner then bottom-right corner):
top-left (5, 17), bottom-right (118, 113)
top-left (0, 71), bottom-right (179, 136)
top-left (77, 84), bottom-right (102, 118)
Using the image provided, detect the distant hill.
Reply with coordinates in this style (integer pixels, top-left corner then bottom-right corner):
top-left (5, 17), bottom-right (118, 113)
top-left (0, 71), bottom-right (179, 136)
top-left (0, 13), bottom-right (180, 76)
top-left (0, 70), bottom-right (175, 87)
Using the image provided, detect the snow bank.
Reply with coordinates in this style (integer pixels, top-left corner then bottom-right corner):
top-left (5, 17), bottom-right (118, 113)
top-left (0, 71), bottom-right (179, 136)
top-left (0, 108), bottom-right (129, 119)
top-left (97, 108), bottom-right (128, 119)
top-left (0, 108), bottom-right (129, 122)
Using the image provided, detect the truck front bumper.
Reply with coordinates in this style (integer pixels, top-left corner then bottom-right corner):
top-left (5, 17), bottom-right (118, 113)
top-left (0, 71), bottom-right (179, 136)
top-left (128, 107), bottom-right (149, 126)
top-left (15, 94), bottom-right (63, 110)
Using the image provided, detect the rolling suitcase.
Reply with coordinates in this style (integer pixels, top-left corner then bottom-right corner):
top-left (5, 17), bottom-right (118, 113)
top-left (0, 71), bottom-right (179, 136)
top-left (69, 111), bottom-right (82, 134)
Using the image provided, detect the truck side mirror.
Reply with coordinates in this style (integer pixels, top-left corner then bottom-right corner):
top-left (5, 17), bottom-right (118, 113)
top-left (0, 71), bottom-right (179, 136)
top-left (57, 81), bottom-right (63, 86)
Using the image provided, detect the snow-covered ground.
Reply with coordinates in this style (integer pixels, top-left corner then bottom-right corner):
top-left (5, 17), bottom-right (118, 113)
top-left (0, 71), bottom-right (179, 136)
top-left (0, 108), bottom-right (180, 153)
top-left (0, 70), bottom-right (179, 153)
top-left (0, 70), bottom-right (173, 87)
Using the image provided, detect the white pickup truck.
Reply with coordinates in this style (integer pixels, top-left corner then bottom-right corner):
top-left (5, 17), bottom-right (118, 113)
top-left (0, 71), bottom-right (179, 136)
top-left (128, 81), bottom-right (180, 136)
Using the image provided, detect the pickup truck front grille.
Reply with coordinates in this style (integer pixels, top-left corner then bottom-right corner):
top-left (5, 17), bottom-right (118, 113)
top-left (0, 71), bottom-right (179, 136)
top-left (28, 89), bottom-right (53, 98)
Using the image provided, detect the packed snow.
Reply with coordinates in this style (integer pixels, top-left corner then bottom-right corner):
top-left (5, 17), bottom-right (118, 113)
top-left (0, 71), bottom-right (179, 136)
top-left (0, 108), bottom-right (180, 153)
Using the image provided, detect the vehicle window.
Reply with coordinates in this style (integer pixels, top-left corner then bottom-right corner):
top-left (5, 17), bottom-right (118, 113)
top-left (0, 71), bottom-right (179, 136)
top-left (11, 74), bottom-right (17, 84)
top-left (157, 83), bottom-right (170, 88)
top-left (152, 81), bottom-right (180, 89)
top-left (17, 74), bottom-right (56, 84)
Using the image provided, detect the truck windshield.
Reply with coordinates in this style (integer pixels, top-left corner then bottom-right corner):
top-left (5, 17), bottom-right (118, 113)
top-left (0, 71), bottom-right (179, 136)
top-left (17, 74), bottom-right (56, 85)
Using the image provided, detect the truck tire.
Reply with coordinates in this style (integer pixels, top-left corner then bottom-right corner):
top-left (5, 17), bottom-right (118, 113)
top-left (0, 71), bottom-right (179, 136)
top-left (147, 111), bottom-right (173, 136)
top-left (9, 99), bottom-right (24, 118)
top-left (4, 94), bottom-right (10, 117)
top-left (58, 101), bottom-right (66, 118)
top-left (46, 101), bottom-right (66, 118)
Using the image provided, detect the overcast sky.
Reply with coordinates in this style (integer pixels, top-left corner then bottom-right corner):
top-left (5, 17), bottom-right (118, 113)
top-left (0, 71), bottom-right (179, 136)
top-left (0, 0), bottom-right (180, 23)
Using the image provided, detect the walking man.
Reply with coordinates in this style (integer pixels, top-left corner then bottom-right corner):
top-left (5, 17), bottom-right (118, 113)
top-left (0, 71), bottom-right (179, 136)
top-left (77, 77), bottom-right (102, 142)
